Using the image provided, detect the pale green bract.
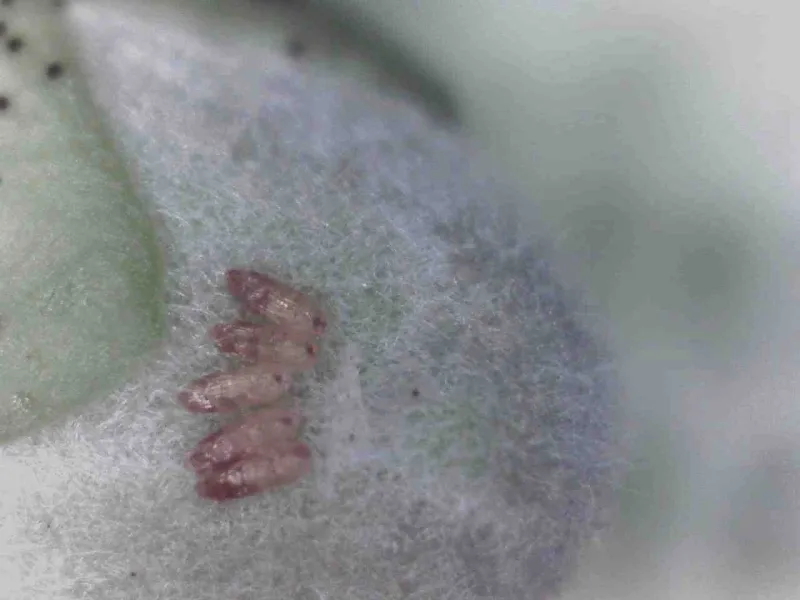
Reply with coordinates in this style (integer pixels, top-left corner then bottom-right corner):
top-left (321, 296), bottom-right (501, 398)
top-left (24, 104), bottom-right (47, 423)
top-left (0, 0), bottom-right (165, 443)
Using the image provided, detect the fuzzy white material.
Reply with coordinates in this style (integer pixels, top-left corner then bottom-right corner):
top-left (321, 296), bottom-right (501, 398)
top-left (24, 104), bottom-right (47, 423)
top-left (0, 1), bottom-right (621, 599)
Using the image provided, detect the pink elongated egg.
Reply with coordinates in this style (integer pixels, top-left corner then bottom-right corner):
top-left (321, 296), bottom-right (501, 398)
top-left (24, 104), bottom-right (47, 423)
top-left (195, 441), bottom-right (312, 501)
top-left (185, 408), bottom-right (303, 473)
top-left (226, 269), bottom-right (327, 337)
top-left (177, 366), bottom-right (291, 413)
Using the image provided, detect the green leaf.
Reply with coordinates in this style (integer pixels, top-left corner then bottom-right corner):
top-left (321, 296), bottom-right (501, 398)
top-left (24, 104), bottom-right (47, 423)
top-left (0, 0), bottom-right (165, 443)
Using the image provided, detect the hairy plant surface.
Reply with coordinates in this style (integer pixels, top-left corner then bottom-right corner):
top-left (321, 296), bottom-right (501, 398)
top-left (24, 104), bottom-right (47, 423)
top-left (0, 1), bottom-right (622, 599)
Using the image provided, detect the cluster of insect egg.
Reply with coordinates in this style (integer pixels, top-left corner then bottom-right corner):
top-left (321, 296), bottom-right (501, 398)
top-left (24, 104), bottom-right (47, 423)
top-left (177, 269), bottom-right (327, 501)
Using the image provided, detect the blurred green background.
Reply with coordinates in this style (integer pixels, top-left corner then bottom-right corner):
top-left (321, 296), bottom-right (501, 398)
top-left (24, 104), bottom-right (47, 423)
top-left (309, 1), bottom-right (800, 598)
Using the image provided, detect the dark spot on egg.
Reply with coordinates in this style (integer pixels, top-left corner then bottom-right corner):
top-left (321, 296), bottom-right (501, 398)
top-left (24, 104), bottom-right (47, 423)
top-left (273, 373), bottom-right (283, 383)
top-left (411, 388), bottom-right (420, 398)
top-left (46, 62), bottom-right (64, 79)
top-left (7, 36), bottom-right (22, 53)
top-left (130, 571), bottom-right (137, 577)
top-left (0, 95), bottom-right (10, 111)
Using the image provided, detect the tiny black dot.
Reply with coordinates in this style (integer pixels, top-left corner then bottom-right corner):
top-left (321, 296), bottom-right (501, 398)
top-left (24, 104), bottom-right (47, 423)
top-left (129, 571), bottom-right (137, 577)
top-left (46, 62), bottom-right (64, 79)
top-left (7, 36), bottom-right (22, 53)
top-left (273, 373), bottom-right (283, 383)
top-left (285, 38), bottom-right (307, 58)
top-left (411, 388), bottom-right (420, 398)
top-left (306, 344), bottom-right (315, 356)
top-left (0, 96), bottom-right (10, 111)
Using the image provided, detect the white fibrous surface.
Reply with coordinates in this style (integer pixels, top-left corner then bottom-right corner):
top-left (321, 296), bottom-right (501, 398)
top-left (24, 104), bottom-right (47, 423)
top-left (0, 1), bottom-right (622, 599)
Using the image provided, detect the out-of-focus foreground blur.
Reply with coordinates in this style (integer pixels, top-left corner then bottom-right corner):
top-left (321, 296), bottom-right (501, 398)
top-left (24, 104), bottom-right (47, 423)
top-left (317, 1), bottom-right (800, 598)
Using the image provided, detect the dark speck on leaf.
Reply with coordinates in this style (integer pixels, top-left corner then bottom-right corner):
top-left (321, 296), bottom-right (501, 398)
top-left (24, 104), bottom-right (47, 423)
top-left (7, 36), bottom-right (23, 53)
top-left (46, 62), bottom-right (64, 79)
top-left (285, 37), bottom-right (307, 58)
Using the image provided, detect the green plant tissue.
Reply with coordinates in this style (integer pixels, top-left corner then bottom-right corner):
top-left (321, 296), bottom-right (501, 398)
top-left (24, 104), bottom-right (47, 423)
top-left (0, 0), bottom-right (165, 444)
top-left (0, 1), bottom-right (622, 599)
